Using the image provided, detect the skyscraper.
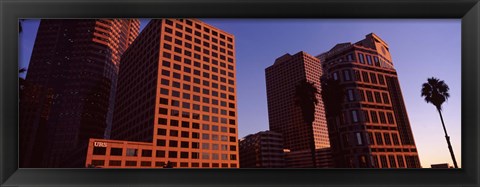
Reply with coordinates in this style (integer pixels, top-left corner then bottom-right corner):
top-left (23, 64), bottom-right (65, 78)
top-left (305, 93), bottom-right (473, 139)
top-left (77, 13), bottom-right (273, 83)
top-left (318, 33), bottom-right (421, 168)
top-left (20, 19), bottom-right (140, 168)
top-left (86, 19), bottom-right (239, 168)
top-left (265, 51), bottom-right (331, 167)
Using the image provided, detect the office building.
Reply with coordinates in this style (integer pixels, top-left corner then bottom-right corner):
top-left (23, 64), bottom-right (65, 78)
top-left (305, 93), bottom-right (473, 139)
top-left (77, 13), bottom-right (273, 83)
top-left (20, 19), bottom-right (140, 167)
top-left (318, 33), bottom-right (421, 168)
top-left (239, 131), bottom-right (285, 168)
top-left (86, 19), bottom-right (239, 168)
top-left (281, 148), bottom-right (333, 168)
top-left (265, 51), bottom-right (331, 167)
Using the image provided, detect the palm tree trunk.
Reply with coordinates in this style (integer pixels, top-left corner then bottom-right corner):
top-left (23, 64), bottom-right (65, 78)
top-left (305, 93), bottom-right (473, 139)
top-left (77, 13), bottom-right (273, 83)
top-left (437, 108), bottom-right (458, 168)
top-left (310, 126), bottom-right (317, 168)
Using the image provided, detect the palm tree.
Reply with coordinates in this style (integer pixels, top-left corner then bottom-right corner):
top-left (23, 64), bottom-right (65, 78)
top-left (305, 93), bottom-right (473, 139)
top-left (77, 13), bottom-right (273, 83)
top-left (320, 77), bottom-right (345, 167)
top-left (421, 77), bottom-right (458, 168)
top-left (321, 77), bottom-right (344, 118)
top-left (294, 79), bottom-right (319, 167)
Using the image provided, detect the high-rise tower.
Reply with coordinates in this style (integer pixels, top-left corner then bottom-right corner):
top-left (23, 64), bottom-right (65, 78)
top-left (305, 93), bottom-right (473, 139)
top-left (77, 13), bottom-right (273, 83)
top-left (265, 51), bottom-right (331, 167)
top-left (20, 19), bottom-right (140, 168)
top-left (318, 33), bottom-right (421, 168)
top-left (86, 19), bottom-right (239, 168)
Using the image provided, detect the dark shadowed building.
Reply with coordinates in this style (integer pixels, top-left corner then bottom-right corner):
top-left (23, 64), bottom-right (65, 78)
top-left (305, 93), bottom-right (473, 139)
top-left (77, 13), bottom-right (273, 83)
top-left (20, 19), bottom-right (140, 168)
top-left (239, 131), bottom-right (285, 168)
top-left (265, 51), bottom-right (332, 168)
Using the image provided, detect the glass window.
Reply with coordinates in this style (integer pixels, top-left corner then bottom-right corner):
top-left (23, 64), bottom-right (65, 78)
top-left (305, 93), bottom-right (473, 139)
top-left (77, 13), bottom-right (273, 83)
top-left (362, 72), bottom-right (369, 82)
top-left (126, 148), bottom-right (138, 156)
top-left (202, 124), bottom-right (210, 130)
top-left (168, 151), bottom-right (177, 158)
top-left (374, 92), bottom-right (382, 103)
top-left (141, 150), bottom-right (152, 157)
top-left (384, 133), bottom-right (392, 145)
top-left (382, 93), bottom-right (390, 104)
top-left (212, 144), bottom-right (219, 150)
top-left (202, 153), bottom-right (209, 159)
top-left (169, 140), bottom-right (178, 147)
top-left (378, 74), bottom-right (385, 85)
top-left (343, 70), bottom-right (351, 81)
top-left (202, 133), bottom-right (210, 140)
top-left (170, 119), bottom-right (179, 126)
top-left (109, 160), bottom-right (121, 166)
top-left (370, 73), bottom-right (378, 84)
top-left (392, 133), bottom-right (400, 145)
top-left (375, 133), bottom-right (383, 145)
top-left (379, 112), bottom-right (387, 124)
top-left (366, 55), bottom-right (372, 65)
top-left (221, 154), bottom-right (228, 160)
top-left (387, 112), bottom-right (395, 124)
top-left (192, 142), bottom-right (199, 149)
top-left (202, 143), bottom-right (210, 150)
top-left (158, 118), bottom-right (167, 125)
top-left (347, 89), bottom-right (354, 101)
top-left (358, 53), bottom-right (365, 63)
top-left (159, 98), bottom-right (168, 105)
top-left (370, 111), bottom-right (378, 123)
top-left (202, 115), bottom-right (210, 121)
top-left (170, 130), bottom-right (178, 137)
top-left (180, 152), bottom-right (189, 159)
top-left (110, 148), bottom-right (122, 156)
top-left (351, 110), bottom-right (358, 123)
top-left (157, 139), bottom-right (166, 146)
top-left (157, 128), bottom-right (167, 136)
top-left (125, 161), bottom-right (137, 166)
top-left (356, 132), bottom-right (363, 145)
top-left (221, 135), bottom-right (228, 142)
top-left (181, 131), bottom-right (189, 138)
top-left (212, 154), bottom-right (219, 160)
top-left (366, 91), bottom-right (374, 102)
top-left (93, 147), bottom-right (106, 155)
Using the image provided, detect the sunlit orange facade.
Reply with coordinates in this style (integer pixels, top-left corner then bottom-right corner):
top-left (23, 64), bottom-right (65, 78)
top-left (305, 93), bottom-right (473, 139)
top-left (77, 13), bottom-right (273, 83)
top-left (318, 33), bottom-right (421, 168)
top-left (86, 19), bottom-right (239, 168)
top-left (20, 19), bottom-right (140, 168)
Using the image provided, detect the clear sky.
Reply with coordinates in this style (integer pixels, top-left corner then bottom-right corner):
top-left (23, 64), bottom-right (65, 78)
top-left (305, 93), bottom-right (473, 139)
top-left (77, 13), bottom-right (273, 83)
top-left (19, 19), bottom-right (461, 168)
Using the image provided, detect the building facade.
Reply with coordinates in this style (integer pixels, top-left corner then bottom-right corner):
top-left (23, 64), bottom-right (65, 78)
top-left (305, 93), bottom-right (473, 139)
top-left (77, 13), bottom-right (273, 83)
top-left (239, 131), bottom-right (285, 168)
top-left (20, 19), bottom-right (140, 168)
top-left (265, 51), bottom-right (331, 168)
top-left (86, 19), bottom-right (239, 168)
top-left (318, 33), bottom-right (421, 168)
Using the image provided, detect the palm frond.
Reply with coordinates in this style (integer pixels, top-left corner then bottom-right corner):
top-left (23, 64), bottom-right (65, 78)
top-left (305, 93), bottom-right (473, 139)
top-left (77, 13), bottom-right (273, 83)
top-left (421, 77), bottom-right (450, 110)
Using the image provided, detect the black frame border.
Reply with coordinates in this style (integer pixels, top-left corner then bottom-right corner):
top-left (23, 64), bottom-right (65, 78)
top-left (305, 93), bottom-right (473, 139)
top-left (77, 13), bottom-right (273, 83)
top-left (1, 0), bottom-right (479, 186)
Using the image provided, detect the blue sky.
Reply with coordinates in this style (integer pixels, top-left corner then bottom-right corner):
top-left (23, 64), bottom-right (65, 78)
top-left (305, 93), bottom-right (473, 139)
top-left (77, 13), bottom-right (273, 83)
top-left (20, 19), bottom-right (461, 168)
